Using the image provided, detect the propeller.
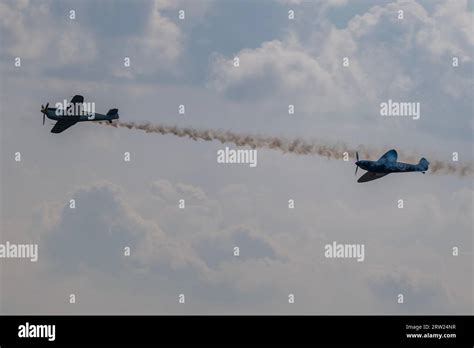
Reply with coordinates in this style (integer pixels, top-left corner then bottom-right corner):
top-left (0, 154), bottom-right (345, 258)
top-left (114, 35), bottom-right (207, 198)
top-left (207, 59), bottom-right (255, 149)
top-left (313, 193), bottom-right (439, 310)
top-left (40, 102), bottom-right (49, 125)
top-left (354, 151), bottom-right (359, 176)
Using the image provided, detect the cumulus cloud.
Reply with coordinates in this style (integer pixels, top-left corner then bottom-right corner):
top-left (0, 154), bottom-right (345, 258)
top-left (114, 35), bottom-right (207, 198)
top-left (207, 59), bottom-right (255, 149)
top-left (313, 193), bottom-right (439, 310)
top-left (416, 0), bottom-right (473, 62)
top-left (209, 37), bottom-right (354, 112)
top-left (208, 0), bottom-right (473, 142)
top-left (0, 0), bottom-right (98, 65)
top-left (10, 168), bottom-right (473, 314)
top-left (195, 225), bottom-right (279, 269)
top-left (42, 182), bottom-right (206, 277)
top-left (119, 0), bottom-right (183, 77)
top-left (35, 179), bottom-right (328, 312)
top-left (0, 0), bottom-right (203, 78)
top-left (41, 181), bottom-right (281, 294)
top-left (151, 179), bottom-right (207, 202)
top-left (367, 270), bottom-right (451, 313)
top-left (44, 182), bottom-right (154, 274)
top-left (2, 0), bottom-right (471, 315)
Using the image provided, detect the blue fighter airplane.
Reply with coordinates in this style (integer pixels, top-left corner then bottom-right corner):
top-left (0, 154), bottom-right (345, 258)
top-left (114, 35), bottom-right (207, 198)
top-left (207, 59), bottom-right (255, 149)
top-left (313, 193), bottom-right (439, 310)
top-left (355, 149), bottom-right (429, 183)
top-left (40, 95), bottom-right (119, 133)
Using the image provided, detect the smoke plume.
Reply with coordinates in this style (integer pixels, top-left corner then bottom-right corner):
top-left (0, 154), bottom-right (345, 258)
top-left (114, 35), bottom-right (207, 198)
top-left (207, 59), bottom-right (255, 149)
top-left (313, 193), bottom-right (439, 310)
top-left (101, 121), bottom-right (472, 177)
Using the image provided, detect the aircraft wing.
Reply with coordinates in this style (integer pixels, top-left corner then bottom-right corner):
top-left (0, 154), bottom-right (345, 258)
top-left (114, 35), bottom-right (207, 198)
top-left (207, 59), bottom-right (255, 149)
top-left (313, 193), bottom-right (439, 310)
top-left (357, 172), bottom-right (389, 183)
top-left (378, 149), bottom-right (397, 162)
top-left (51, 119), bottom-right (78, 133)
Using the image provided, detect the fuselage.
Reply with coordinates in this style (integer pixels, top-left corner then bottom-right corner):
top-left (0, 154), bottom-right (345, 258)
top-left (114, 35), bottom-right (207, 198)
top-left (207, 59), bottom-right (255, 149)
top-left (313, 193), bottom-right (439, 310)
top-left (45, 108), bottom-right (118, 122)
top-left (355, 160), bottom-right (423, 173)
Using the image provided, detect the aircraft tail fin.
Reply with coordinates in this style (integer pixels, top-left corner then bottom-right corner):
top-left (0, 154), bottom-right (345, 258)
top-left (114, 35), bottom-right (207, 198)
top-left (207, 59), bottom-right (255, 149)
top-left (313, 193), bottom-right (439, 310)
top-left (107, 108), bottom-right (118, 116)
top-left (106, 108), bottom-right (119, 119)
top-left (419, 158), bottom-right (429, 171)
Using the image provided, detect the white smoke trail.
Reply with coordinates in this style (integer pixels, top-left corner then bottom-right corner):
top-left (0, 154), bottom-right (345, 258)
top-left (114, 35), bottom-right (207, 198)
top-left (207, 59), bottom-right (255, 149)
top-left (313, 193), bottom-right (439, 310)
top-left (100, 121), bottom-right (472, 177)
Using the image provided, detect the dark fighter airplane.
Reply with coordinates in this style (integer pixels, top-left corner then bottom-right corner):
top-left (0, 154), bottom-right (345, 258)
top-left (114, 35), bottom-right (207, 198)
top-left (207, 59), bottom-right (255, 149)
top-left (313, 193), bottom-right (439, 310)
top-left (40, 95), bottom-right (119, 133)
top-left (355, 149), bottom-right (429, 183)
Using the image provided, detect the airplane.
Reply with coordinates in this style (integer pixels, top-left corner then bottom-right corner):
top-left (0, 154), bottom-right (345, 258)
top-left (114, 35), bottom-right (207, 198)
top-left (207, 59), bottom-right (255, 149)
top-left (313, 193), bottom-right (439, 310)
top-left (40, 95), bottom-right (119, 133)
top-left (355, 149), bottom-right (429, 183)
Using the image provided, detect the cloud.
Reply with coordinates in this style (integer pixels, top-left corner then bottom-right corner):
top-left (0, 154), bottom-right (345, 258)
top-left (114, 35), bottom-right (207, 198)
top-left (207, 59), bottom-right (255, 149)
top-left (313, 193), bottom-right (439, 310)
top-left (35, 179), bottom-right (299, 310)
top-left (277, 0), bottom-right (348, 7)
top-left (41, 179), bottom-right (279, 277)
top-left (0, 0), bottom-right (201, 79)
top-left (42, 182), bottom-right (207, 277)
top-left (44, 182), bottom-right (153, 274)
top-left (367, 270), bottom-right (451, 313)
top-left (12, 170), bottom-right (474, 314)
top-left (118, 0), bottom-right (183, 77)
top-left (416, 0), bottom-right (473, 62)
top-left (209, 36), bottom-right (348, 106)
top-left (195, 225), bottom-right (279, 269)
top-left (2, 0), bottom-right (472, 315)
top-left (208, 0), bottom-right (473, 143)
top-left (0, 0), bottom-right (97, 65)
top-left (151, 179), bottom-right (207, 202)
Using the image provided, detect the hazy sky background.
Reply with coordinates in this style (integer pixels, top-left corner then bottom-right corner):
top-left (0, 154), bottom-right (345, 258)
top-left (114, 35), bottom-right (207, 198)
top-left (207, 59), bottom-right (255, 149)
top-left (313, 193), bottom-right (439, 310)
top-left (0, 0), bottom-right (472, 314)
